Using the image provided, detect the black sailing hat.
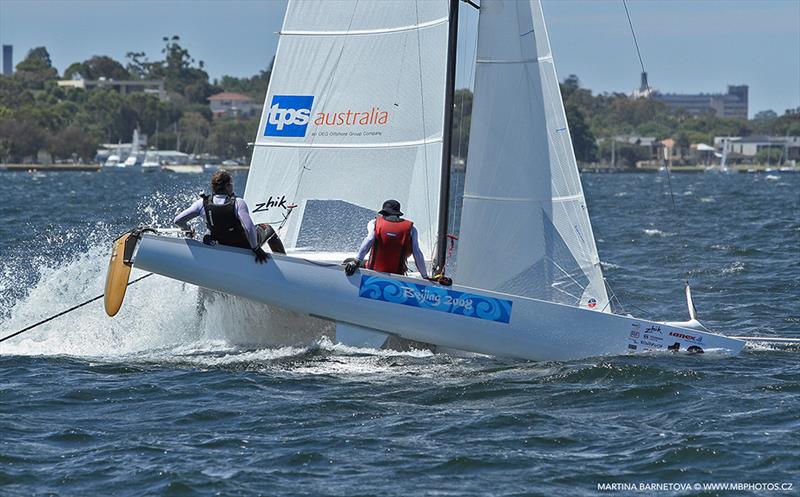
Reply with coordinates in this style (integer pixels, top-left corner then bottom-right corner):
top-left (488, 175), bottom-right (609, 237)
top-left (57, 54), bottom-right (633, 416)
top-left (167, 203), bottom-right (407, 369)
top-left (378, 199), bottom-right (403, 217)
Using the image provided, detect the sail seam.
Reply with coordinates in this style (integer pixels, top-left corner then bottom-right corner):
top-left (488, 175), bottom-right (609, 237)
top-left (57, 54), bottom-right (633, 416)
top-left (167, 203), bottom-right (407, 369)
top-left (462, 193), bottom-right (583, 202)
top-left (254, 137), bottom-right (443, 149)
top-left (280, 17), bottom-right (448, 36)
top-left (476, 55), bottom-right (553, 65)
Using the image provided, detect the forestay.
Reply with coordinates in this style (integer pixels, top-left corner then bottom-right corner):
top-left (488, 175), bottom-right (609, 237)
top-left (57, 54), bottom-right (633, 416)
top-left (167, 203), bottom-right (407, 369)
top-left (455, 0), bottom-right (610, 311)
top-left (245, 0), bottom-right (450, 261)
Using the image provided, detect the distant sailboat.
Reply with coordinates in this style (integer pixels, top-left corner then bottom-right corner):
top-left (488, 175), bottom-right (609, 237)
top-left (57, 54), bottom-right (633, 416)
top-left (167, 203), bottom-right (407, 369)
top-left (107, 0), bottom-right (744, 360)
top-left (709, 137), bottom-right (732, 173)
top-left (141, 150), bottom-right (161, 170)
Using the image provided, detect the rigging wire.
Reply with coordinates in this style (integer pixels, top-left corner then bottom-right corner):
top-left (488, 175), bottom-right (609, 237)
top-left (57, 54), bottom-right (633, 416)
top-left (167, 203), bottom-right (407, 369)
top-left (413, 0), bottom-right (436, 265)
top-left (622, 0), bottom-right (646, 77)
top-left (622, 0), bottom-right (690, 281)
top-left (0, 273), bottom-right (154, 345)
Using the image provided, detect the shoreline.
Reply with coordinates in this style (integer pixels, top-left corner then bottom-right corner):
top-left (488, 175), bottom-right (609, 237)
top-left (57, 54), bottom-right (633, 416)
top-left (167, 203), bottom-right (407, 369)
top-left (0, 164), bottom-right (251, 173)
top-left (1, 163), bottom-right (795, 174)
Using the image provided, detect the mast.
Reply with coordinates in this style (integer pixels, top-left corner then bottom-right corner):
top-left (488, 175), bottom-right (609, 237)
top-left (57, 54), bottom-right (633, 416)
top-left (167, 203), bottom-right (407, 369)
top-left (434, 0), bottom-right (460, 275)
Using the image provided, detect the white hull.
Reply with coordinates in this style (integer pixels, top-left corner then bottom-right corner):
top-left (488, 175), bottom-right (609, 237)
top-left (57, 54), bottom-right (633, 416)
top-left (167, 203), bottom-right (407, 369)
top-left (133, 234), bottom-right (745, 361)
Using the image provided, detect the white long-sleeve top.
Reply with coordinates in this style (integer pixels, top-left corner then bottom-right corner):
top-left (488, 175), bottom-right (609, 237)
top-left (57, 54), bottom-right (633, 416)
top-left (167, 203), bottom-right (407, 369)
top-left (356, 218), bottom-right (428, 279)
top-left (174, 195), bottom-right (258, 249)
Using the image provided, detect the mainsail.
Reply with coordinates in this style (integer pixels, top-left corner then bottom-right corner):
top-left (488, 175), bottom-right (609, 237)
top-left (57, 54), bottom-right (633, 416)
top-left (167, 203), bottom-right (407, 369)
top-left (455, 0), bottom-right (610, 311)
top-left (245, 0), bottom-right (451, 262)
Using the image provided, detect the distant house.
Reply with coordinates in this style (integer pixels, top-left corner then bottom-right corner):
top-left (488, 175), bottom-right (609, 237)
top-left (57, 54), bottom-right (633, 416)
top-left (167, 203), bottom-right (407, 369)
top-left (689, 143), bottom-right (716, 165)
top-left (208, 92), bottom-right (257, 118)
top-left (716, 135), bottom-right (800, 164)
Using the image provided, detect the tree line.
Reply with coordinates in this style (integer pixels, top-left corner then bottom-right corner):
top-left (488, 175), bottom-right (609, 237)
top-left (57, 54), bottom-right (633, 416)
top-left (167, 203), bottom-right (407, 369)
top-left (0, 41), bottom-right (797, 166)
top-left (559, 75), bottom-right (799, 166)
top-left (0, 38), bottom-right (270, 163)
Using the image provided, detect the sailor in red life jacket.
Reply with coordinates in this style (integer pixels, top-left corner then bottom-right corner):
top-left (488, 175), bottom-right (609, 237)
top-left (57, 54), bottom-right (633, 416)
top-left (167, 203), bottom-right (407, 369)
top-left (343, 199), bottom-right (429, 279)
top-left (173, 170), bottom-right (285, 264)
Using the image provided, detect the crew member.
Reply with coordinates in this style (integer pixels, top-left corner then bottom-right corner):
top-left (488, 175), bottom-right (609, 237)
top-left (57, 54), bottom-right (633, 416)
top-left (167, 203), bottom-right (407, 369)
top-left (344, 199), bottom-right (428, 279)
top-left (173, 170), bottom-right (285, 264)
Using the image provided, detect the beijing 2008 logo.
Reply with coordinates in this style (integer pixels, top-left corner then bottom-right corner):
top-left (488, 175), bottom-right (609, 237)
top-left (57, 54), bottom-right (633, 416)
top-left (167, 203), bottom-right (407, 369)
top-left (264, 95), bottom-right (314, 137)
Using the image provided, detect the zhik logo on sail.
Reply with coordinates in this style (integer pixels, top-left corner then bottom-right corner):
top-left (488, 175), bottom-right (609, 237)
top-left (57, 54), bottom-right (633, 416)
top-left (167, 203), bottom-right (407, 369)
top-left (264, 95), bottom-right (314, 137)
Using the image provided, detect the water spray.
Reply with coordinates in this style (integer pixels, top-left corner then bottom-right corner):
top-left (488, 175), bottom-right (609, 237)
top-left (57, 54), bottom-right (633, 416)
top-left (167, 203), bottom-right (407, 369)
top-left (0, 273), bottom-right (153, 345)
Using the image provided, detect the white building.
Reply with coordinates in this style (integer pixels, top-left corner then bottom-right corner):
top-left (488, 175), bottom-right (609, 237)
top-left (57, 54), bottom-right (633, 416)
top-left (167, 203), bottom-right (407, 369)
top-left (714, 136), bottom-right (800, 163)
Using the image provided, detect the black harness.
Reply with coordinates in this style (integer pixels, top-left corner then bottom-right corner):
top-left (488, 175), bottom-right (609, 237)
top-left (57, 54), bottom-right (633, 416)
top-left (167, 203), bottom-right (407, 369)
top-left (201, 194), bottom-right (250, 249)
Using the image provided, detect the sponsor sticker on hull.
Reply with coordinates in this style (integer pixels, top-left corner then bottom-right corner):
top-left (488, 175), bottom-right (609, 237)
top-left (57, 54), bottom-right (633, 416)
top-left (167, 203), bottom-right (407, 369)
top-left (627, 322), bottom-right (668, 351)
top-left (669, 331), bottom-right (703, 343)
top-left (359, 275), bottom-right (512, 324)
top-left (643, 325), bottom-right (663, 335)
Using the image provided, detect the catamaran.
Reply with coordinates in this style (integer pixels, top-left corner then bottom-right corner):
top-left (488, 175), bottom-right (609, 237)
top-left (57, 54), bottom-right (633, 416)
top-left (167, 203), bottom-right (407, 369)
top-left (105, 0), bottom-right (745, 360)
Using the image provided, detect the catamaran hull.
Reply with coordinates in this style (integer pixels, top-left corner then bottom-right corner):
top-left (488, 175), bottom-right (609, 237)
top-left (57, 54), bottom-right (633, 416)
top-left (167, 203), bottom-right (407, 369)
top-left (134, 235), bottom-right (745, 361)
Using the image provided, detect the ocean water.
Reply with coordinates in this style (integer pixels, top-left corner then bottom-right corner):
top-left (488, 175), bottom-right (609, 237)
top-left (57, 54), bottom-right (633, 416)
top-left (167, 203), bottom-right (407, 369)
top-left (1, 169), bottom-right (798, 496)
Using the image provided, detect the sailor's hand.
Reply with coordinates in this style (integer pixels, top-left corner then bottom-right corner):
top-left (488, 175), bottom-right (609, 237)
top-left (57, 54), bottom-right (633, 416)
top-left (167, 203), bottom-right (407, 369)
top-left (343, 258), bottom-right (361, 276)
top-left (426, 274), bottom-right (452, 286)
top-left (254, 247), bottom-right (269, 264)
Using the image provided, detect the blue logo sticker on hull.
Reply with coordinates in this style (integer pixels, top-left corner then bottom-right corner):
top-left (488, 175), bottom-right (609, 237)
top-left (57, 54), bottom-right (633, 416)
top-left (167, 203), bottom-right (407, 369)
top-left (359, 275), bottom-right (513, 324)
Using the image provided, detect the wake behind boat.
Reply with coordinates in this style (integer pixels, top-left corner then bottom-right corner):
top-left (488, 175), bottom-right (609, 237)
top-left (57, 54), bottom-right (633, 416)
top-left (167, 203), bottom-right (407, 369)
top-left (105, 0), bottom-right (746, 360)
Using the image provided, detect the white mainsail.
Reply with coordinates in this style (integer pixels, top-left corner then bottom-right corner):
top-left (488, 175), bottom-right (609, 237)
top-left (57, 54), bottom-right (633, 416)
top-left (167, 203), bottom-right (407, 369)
top-left (455, 0), bottom-right (610, 311)
top-left (244, 0), bottom-right (451, 261)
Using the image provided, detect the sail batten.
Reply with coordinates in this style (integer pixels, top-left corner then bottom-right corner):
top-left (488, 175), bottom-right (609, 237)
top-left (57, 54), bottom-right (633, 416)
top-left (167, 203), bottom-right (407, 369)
top-left (476, 55), bottom-right (553, 64)
top-left (280, 17), bottom-right (448, 36)
top-left (463, 193), bottom-right (586, 203)
top-left (255, 137), bottom-right (444, 150)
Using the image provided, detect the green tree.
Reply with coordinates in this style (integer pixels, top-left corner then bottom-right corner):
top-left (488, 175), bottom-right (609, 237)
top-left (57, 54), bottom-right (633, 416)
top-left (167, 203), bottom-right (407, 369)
top-left (755, 147), bottom-right (783, 165)
top-left (64, 55), bottom-right (131, 80)
top-left (14, 47), bottom-right (59, 89)
top-left (565, 102), bottom-right (597, 162)
top-left (125, 51), bottom-right (160, 80)
top-left (86, 89), bottom-right (126, 142)
top-left (0, 118), bottom-right (45, 162)
top-left (125, 92), bottom-right (183, 142)
top-left (0, 76), bottom-right (35, 108)
top-left (156, 36), bottom-right (217, 104)
top-left (47, 126), bottom-right (101, 161)
top-left (178, 111), bottom-right (211, 154)
top-left (218, 66), bottom-right (272, 100)
top-left (753, 109), bottom-right (778, 121)
top-left (207, 118), bottom-right (256, 159)
top-left (597, 139), bottom-right (650, 167)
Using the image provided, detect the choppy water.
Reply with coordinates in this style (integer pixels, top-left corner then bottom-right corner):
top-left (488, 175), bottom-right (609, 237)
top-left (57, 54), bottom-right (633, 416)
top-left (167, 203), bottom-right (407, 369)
top-left (1, 169), bottom-right (798, 496)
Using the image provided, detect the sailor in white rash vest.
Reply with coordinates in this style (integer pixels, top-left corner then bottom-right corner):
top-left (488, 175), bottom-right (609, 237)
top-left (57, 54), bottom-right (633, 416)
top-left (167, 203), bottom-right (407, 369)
top-left (173, 170), bottom-right (285, 263)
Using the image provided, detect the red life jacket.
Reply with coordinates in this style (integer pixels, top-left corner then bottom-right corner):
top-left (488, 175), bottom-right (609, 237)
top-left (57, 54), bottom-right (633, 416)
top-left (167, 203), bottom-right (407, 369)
top-left (366, 216), bottom-right (414, 275)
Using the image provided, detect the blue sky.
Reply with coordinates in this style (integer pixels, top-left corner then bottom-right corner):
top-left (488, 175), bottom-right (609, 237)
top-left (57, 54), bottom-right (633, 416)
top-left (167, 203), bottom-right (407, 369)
top-left (1, 0), bottom-right (798, 117)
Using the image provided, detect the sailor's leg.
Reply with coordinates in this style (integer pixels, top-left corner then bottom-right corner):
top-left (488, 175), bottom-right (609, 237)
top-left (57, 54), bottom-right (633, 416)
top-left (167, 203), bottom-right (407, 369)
top-left (257, 224), bottom-right (286, 254)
